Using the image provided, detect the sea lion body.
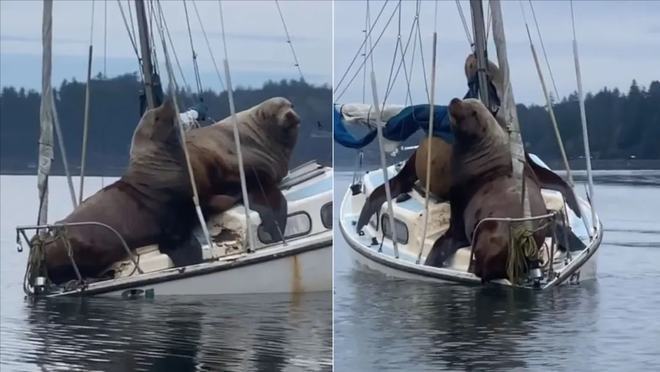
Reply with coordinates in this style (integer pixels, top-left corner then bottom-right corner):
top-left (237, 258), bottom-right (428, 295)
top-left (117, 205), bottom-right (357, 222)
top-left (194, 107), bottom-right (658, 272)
top-left (425, 98), bottom-right (547, 282)
top-left (43, 100), bottom-right (193, 283)
top-left (42, 97), bottom-right (300, 284)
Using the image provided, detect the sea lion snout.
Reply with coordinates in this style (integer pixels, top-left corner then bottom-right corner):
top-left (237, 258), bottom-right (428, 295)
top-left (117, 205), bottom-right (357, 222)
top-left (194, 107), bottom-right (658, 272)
top-left (448, 98), bottom-right (464, 119)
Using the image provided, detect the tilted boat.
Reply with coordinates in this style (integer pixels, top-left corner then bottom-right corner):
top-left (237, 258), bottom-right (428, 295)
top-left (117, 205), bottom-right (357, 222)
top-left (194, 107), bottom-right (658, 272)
top-left (335, 0), bottom-right (602, 289)
top-left (15, 0), bottom-right (331, 297)
top-left (17, 161), bottom-right (332, 298)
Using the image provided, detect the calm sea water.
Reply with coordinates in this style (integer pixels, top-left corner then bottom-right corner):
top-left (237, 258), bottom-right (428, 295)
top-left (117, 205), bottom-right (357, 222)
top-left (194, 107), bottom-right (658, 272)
top-left (0, 176), bottom-right (332, 372)
top-left (334, 171), bottom-right (660, 371)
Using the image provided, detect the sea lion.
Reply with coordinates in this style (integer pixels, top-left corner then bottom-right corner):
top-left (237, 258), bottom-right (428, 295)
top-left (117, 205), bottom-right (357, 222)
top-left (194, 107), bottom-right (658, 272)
top-left (186, 97), bottom-right (300, 240)
top-left (40, 97), bottom-right (300, 284)
top-left (424, 98), bottom-right (548, 282)
top-left (41, 99), bottom-right (193, 284)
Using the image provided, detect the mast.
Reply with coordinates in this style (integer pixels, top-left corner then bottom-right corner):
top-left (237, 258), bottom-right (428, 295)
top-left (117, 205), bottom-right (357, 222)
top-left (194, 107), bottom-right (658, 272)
top-left (488, 0), bottom-right (531, 218)
top-left (135, 0), bottom-right (157, 109)
top-left (37, 0), bottom-right (55, 226)
top-left (469, 0), bottom-right (491, 109)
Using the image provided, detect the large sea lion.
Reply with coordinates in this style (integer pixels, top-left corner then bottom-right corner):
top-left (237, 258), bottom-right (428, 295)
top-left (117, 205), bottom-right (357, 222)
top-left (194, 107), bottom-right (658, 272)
top-left (40, 97), bottom-right (300, 284)
top-left (41, 99), bottom-right (193, 284)
top-left (424, 98), bottom-right (550, 282)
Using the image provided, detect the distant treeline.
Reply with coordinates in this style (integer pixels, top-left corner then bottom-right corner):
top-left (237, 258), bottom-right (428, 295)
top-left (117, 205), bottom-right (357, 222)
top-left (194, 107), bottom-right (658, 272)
top-left (335, 80), bottom-right (660, 168)
top-left (0, 74), bottom-right (332, 175)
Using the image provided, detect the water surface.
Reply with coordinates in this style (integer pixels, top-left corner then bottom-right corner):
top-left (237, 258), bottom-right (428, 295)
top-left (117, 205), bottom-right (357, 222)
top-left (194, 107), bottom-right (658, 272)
top-left (334, 171), bottom-right (660, 371)
top-left (0, 176), bottom-right (332, 371)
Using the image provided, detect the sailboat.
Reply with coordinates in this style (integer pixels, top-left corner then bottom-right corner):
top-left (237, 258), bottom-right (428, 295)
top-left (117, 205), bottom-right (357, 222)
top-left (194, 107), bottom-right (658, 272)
top-left (15, 0), bottom-right (332, 298)
top-left (335, 0), bottom-right (602, 289)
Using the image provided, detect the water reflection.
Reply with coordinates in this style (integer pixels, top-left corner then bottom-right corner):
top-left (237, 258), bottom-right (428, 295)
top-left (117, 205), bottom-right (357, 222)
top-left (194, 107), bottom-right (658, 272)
top-left (336, 259), bottom-right (602, 371)
top-left (18, 293), bottom-right (332, 371)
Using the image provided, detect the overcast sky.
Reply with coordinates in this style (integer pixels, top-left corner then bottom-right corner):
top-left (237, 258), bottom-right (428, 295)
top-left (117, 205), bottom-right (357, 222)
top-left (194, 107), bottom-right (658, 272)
top-left (1, 1), bottom-right (658, 106)
top-left (335, 0), bottom-right (660, 105)
top-left (0, 0), bottom-right (331, 91)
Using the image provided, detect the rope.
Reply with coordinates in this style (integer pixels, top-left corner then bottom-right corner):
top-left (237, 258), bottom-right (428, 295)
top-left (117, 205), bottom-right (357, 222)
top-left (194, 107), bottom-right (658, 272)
top-left (506, 225), bottom-right (542, 284)
top-left (191, 0), bottom-right (226, 91)
top-left (182, 0), bottom-right (203, 95)
top-left (218, 0), bottom-right (256, 252)
top-left (274, 0), bottom-right (305, 81)
top-left (527, 0), bottom-right (560, 100)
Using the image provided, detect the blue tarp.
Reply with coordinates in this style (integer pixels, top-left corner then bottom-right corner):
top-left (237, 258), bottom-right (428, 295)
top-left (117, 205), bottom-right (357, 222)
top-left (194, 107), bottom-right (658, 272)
top-left (333, 104), bottom-right (453, 149)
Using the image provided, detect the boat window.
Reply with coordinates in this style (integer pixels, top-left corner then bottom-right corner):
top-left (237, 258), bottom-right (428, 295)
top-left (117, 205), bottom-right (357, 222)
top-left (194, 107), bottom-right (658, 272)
top-left (381, 214), bottom-right (409, 245)
top-left (321, 202), bottom-right (332, 229)
top-left (257, 212), bottom-right (312, 244)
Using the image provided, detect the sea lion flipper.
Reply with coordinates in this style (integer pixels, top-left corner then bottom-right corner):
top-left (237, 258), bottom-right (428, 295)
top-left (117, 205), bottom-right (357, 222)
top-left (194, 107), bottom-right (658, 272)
top-left (247, 184), bottom-right (288, 243)
top-left (525, 152), bottom-right (582, 217)
top-left (356, 152), bottom-right (418, 232)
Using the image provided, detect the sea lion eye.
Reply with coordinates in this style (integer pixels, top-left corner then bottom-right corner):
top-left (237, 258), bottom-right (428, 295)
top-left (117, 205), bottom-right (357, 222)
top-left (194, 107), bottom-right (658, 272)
top-left (155, 115), bottom-right (160, 121)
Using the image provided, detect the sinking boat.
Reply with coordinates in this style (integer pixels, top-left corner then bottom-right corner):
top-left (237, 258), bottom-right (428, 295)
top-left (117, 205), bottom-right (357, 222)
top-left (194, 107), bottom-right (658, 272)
top-left (17, 161), bottom-right (332, 298)
top-left (334, 0), bottom-right (602, 289)
top-left (16, 1), bottom-right (331, 298)
top-left (338, 160), bottom-right (602, 289)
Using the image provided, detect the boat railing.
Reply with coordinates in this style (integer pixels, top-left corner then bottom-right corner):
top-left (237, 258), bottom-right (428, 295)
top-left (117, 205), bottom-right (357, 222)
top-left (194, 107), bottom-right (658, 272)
top-left (469, 211), bottom-right (562, 287)
top-left (15, 222), bottom-right (143, 295)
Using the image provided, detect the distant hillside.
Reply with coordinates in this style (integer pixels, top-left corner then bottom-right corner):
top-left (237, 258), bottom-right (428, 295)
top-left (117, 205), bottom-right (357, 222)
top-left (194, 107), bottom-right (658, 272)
top-left (335, 80), bottom-right (660, 169)
top-left (0, 75), bottom-right (332, 175)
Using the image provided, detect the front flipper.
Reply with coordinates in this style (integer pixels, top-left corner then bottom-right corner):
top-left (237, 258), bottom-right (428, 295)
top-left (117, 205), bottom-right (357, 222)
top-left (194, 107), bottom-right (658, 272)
top-left (248, 183), bottom-right (288, 243)
top-left (526, 152), bottom-right (582, 218)
top-left (356, 151), bottom-right (418, 232)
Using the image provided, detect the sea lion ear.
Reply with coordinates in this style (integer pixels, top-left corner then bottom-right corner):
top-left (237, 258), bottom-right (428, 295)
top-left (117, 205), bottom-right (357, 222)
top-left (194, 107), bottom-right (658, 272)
top-left (159, 97), bottom-right (176, 116)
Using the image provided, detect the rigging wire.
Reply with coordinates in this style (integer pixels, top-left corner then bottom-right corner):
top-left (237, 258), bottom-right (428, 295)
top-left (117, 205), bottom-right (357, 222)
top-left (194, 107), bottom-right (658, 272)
top-left (527, 0), bottom-right (560, 100)
top-left (455, 0), bottom-right (474, 47)
top-left (126, 0), bottom-right (138, 49)
top-left (156, 2), bottom-right (191, 91)
top-left (103, 0), bottom-right (107, 78)
top-left (275, 0), bottom-right (305, 81)
top-left (414, 1), bottom-right (429, 102)
top-left (79, 0), bottom-right (95, 204)
top-left (190, 0), bottom-right (226, 91)
top-left (116, 0), bottom-right (144, 81)
top-left (217, 0), bottom-right (256, 252)
top-left (335, 2), bottom-right (400, 101)
top-left (361, 0), bottom-right (371, 103)
top-left (381, 1), bottom-right (402, 106)
top-left (382, 3), bottom-right (419, 106)
top-left (335, 0), bottom-right (390, 97)
top-left (182, 0), bottom-right (204, 95)
top-left (519, 1), bottom-right (573, 186)
top-left (153, 0), bottom-right (214, 250)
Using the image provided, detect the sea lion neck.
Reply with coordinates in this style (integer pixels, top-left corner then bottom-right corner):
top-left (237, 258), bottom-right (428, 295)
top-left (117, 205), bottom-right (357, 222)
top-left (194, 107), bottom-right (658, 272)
top-left (452, 129), bottom-right (512, 188)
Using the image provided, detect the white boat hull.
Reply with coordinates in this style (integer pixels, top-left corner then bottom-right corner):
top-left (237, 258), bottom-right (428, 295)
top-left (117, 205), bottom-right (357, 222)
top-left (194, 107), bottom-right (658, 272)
top-left (49, 233), bottom-right (332, 298)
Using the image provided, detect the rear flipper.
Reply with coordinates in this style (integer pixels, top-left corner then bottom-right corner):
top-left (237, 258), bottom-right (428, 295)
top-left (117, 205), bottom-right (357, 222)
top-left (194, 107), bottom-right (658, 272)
top-left (247, 183), bottom-right (288, 244)
top-left (357, 152), bottom-right (418, 232)
top-left (424, 231), bottom-right (468, 267)
top-left (526, 152), bottom-right (582, 218)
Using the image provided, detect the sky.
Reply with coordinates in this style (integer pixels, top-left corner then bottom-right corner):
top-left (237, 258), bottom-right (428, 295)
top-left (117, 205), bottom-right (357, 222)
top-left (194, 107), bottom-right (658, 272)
top-left (334, 0), bottom-right (660, 105)
top-left (0, 0), bottom-right (332, 91)
top-left (1, 1), bottom-right (658, 106)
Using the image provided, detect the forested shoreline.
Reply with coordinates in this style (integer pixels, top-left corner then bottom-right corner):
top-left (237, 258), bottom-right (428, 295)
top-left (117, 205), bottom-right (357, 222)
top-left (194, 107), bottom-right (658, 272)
top-left (1, 76), bottom-right (658, 174)
top-left (0, 75), bottom-right (332, 175)
top-left (335, 80), bottom-right (660, 168)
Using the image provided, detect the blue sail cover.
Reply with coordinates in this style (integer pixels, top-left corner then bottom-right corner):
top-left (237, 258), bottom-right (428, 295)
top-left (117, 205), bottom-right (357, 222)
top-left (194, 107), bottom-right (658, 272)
top-left (334, 104), bottom-right (453, 149)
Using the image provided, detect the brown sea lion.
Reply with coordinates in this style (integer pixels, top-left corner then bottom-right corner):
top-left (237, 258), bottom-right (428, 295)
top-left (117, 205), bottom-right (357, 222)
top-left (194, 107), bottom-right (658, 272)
top-left (42, 99), bottom-right (193, 284)
top-left (41, 97), bottom-right (300, 284)
top-left (186, 97), bottom-right (300, 241)
top-left (424, 98), bottom-right (548, 282)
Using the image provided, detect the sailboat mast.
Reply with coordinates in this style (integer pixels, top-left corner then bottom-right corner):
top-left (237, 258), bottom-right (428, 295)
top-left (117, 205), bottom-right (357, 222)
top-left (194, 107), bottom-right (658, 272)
top-left (469, 0), bottom-right (491, 109)
top-left (135, 0), bottom-right (157, 109)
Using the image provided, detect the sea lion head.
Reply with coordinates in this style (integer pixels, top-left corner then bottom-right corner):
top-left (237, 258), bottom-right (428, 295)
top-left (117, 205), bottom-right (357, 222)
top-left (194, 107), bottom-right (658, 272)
top-left (130, 98), bottom-right (180, 158)
top-left (448, 98), bottom-right (506, 143)
top-left (251, 97), bottom-right (300, 148)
